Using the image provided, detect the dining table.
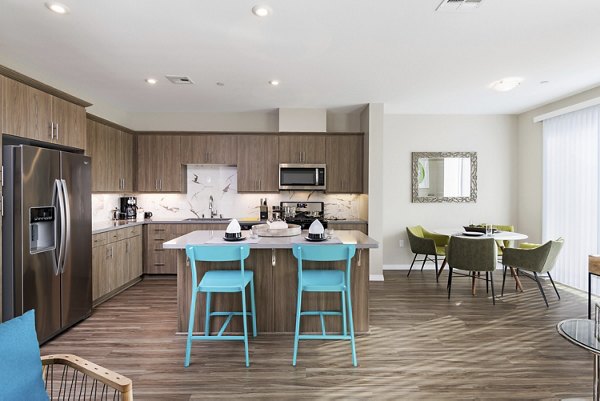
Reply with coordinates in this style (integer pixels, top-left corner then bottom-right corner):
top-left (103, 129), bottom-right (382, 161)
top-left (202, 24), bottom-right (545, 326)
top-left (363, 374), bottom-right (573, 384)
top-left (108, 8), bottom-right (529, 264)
top-left (433, 228), bottom-right (529, 293)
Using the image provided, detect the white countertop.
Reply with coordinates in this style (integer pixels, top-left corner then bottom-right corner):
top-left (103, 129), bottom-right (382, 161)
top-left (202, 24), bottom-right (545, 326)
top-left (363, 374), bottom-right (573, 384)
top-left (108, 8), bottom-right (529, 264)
top-left (92, 218), bottom-right (368, 234)
top-left (162, 230), bottom-right (379, 249)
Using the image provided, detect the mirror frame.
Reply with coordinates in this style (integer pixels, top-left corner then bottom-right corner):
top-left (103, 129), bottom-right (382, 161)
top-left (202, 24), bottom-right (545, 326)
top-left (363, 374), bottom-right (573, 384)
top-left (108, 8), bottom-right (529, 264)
top-left (411, 151), bottom-right (477, 203)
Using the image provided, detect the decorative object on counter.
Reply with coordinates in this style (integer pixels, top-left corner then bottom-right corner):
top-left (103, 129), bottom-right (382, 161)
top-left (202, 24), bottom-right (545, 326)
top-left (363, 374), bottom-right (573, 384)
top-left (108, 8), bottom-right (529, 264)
top-left (411, 152), bottom-right (477, 203)
top-left (259, 198), bottom-right (269, 220)
top-left (224, 219), bottom-right (244, 241)
top-left (144, 211), bottom-right (153, 219)
top-left (281, 201), bottom-right (328, 230)
top-left (119, 196), bottom-right (138, 220)
top-left (307, 219), bottom-right (326, 241)
top-left (252, 223), bottom-right (301, 237)
top-left (111, 208), bottom-right (121, 221)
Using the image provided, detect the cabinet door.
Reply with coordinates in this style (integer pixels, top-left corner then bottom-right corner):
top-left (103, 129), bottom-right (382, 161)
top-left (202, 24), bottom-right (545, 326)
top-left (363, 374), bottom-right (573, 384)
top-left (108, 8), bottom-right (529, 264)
top-left (144, 224), bottom-right (177, 274)
top-left (326, 135), bottom-right (363, 193)
top-left (128, 236), bottom-right (143, 280)
top-left (137, 135), bottom-right (182, 192)
top-left (120, 131), bottom-right (134, 191)
top-left (52, 96), bottom-right (86, 150)
top-left (279, 135), bottom-right (326, 164)
top-left (3, 77), bottom-right (52, 141)
top-left (92, 244), bottom-right (112, 301)
top-left (113, 240), bottom-right (128, 291)
top-left (181, 135), bottom-right (237, 165)
top-left (237, 135), bottom-right (279, 192)
top-left (207, 135), bottom-right (237, 164)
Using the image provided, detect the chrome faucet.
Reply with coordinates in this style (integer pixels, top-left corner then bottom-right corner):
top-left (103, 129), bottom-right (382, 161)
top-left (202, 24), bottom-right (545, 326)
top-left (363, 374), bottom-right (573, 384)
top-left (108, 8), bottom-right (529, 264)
top-left (209, 195), bottom-right (217, 218)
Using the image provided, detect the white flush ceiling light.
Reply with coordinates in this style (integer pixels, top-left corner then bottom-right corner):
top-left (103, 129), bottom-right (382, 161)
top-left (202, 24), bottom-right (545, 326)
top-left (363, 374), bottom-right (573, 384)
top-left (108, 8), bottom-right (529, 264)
top-left (252, 5), bottom-right (271, 17)
top-left (45, 2), bottom-right (70, 14)
top-left (489, 77), bottom-right (523, 92)
top-left (145, 78), bottom-right (157, 85)
top-left (268, 80), bottom-right (280, 86)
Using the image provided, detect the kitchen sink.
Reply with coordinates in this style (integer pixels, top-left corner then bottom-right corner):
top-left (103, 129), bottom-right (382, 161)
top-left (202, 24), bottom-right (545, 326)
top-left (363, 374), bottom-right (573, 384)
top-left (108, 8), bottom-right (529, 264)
top-left (183, 217), bottom-right (233, 222)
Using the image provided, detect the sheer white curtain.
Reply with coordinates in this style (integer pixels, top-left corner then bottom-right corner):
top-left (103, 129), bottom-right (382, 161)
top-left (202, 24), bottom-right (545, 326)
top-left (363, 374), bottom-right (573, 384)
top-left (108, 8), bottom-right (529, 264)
top-left (542, 105), bottom-right (600, 293)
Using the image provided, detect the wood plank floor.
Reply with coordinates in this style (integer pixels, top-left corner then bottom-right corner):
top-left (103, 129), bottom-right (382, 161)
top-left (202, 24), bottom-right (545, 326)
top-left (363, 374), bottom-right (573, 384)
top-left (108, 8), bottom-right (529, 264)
top-left (42, 271), bottom-right (593, 400)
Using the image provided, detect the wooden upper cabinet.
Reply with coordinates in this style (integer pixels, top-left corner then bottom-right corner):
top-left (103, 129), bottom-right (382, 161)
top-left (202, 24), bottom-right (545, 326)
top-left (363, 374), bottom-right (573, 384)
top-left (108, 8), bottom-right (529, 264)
top-left (2, 77), bottom-right (86, 150)
top-left (3, 77), bottom-right (52, 142)
top-left (86, 118), bottom-right (134, 192)
top-left (52, 96), bottom-right (86, 149)
top-left (181, 135), bottom-right (237, 165)
top-left (278, 135), bottom-right (326, 164)
top-left (120, 130), bottom-right (134, 192)
top-left (137, 135), bottom-right (183, 192)
top-left (326, 135), bottom-right (363, 193)
top-left (237, 135), bottom-right (279, 192)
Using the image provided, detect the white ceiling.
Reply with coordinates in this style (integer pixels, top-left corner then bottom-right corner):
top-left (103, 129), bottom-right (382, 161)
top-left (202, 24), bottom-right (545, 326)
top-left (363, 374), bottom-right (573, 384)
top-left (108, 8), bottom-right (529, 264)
top-left (1, 0), bottom-right (600, 115)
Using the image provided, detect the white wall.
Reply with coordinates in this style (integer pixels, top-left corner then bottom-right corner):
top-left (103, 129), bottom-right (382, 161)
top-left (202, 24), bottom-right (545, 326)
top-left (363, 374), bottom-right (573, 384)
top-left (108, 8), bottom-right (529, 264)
top-left (278, 108), bottom-right (326, 132)
top-left (382, 115), bottom-right (518, 267)
top-left (362, 104), bottom-right (384, 280)
top-left (517, 85), bottom-right (600, 243)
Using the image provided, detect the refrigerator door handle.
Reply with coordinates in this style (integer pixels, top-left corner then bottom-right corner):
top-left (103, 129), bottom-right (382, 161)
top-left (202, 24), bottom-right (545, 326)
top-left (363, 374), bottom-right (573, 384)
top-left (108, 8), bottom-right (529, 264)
top-left (52, 180), bottom-right (61, 276)
top-left (59, 179), bottom-right (71, 274)
top-left (54, 179), bottom-right (66, 276)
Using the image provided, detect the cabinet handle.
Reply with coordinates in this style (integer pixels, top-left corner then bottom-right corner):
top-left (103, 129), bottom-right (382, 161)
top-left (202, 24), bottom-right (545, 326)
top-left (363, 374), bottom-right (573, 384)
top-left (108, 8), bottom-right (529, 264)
top-left (49, 122), bottom-right (54, 139)
top-left (56, 123), bottom-right (59, 141)
top-left (126, 242), bottom-right (129, 253)
top-left (259, 179), bottom-right (262, 190)
top-left (160, 179), bottom-right (163, 190)
top-left (271, 249), bottom-right (276, 267)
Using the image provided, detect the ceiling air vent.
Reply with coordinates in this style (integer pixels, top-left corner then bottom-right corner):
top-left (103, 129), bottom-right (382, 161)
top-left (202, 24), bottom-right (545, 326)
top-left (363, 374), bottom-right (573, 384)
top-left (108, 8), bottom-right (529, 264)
top-left (165, 75), bottom-right (194, 84)
top-left (436, 0), bottom-right (483, 12)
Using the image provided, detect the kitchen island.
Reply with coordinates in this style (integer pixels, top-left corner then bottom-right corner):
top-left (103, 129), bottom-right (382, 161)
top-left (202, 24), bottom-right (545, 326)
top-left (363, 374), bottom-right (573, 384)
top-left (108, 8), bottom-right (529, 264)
top-left (163, 230), bottom-right (378, 334)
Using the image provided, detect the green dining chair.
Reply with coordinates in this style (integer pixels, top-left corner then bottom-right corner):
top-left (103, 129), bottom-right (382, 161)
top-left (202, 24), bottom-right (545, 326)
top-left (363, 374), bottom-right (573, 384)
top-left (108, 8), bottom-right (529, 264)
top-left (446, 236), bottom-right (498, 305)
top-left (406, 226), bottom-right (449, 282)
top-left (501, 238), bottom-right (564, 307)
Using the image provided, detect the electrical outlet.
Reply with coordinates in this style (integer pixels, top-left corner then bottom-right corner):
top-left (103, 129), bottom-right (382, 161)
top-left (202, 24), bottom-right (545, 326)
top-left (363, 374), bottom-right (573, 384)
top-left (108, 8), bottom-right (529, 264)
top-left (399, 239), bottom-right (405, 248)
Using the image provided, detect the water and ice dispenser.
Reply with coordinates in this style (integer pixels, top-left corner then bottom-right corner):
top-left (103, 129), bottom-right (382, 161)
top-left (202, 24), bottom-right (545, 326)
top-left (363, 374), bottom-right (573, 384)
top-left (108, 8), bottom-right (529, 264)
top-left (29, 207), bottom-right (56, 254)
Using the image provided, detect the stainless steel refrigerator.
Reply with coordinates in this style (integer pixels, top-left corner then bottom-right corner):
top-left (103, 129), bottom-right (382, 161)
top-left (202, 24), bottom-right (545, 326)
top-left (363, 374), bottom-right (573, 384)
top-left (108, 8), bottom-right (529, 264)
top-left (2, 144), bottom-right (92, 343)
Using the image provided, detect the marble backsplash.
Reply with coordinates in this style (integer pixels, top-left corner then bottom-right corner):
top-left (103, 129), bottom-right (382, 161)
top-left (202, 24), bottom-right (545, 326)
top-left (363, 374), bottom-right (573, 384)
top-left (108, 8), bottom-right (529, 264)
top-left (92, 166), bottom-right (364, 223)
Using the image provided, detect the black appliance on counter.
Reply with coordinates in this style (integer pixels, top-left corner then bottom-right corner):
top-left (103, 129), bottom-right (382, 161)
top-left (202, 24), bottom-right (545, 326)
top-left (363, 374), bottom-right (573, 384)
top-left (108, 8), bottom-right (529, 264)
top-left (280, 201), bottom-right (328, 230)
top-left (119, 196), bottom-right (138, 220)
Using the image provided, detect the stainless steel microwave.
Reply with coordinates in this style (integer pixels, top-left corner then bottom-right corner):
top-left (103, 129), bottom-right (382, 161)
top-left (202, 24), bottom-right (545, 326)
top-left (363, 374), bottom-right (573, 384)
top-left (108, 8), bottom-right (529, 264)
top-left (279, 164), bottom-right (326, 190)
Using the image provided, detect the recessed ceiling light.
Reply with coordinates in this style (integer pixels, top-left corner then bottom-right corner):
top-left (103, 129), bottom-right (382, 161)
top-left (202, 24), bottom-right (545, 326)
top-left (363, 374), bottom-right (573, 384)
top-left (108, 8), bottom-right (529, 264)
top-left (540, 80), bottom-right (550, 85)
top-left (216, 82), bottom-right (225, 87)
top-left (268, 80), bottom-right (280, 86)
top-left (252, 5), bottom-right (271, 17)
top-left (45, 2), bottom-right (70, 14)
top-left (489, 77), bottom-right (523, 92)
top-left (145, 78), bottom-right (157, 85)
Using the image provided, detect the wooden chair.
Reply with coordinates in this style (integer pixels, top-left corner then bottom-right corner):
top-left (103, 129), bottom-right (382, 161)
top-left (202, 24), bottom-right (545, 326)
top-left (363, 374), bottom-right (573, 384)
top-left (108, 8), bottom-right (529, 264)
top-left (42, 354), bottom-right (133, 400)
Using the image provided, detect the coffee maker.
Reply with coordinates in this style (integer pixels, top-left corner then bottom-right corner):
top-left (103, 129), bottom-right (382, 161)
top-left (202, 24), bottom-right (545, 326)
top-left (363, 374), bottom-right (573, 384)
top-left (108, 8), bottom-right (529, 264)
top-left (119, 196), bottom-right (138, 220)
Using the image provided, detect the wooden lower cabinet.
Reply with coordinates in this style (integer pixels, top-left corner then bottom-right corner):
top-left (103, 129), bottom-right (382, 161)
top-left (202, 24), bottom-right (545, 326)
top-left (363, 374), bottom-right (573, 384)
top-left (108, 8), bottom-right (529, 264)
top-left (144, 223), bottom-right (227, 275)
top-left (328, 222), bottom-right (368, 234)
top-left (92, 226), bottom-right (142, 304)
top-left (177, 248), bottom-right (369, 334)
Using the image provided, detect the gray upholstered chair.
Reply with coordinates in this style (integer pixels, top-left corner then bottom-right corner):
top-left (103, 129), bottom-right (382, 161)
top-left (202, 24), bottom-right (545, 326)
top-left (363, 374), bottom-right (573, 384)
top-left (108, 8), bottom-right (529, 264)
top-left (501, 238), bottom-right (564, 307)
top-left (446, 236), bottom-right (498, 305)
top-left (406, 226), bottom-right (449, 282)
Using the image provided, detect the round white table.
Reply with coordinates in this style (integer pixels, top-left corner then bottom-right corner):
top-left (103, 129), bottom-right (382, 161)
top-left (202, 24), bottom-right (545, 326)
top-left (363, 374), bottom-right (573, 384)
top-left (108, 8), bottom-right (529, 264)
top-left (433, 228), bottom-right (529, 293)
top-left (433, 228), bottom-right (528, 241)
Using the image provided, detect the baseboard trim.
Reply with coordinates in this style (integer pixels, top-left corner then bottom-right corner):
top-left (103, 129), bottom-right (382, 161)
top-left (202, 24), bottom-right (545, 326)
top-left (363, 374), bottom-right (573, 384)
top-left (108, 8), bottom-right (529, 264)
top-left (369, 274), bottom-right (385, 281)
top-left (383, 264), bottom-right (438, 271)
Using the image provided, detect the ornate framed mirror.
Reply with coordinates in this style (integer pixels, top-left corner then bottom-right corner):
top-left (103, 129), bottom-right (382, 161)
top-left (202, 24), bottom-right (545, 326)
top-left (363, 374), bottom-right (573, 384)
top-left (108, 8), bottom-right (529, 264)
top-left (411, 152), bottom-right (477, 203)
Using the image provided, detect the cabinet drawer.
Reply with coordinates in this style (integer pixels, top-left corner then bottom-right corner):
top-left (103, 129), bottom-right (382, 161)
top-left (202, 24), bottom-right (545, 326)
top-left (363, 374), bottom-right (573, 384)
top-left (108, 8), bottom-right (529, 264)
top-left (123, 225), bottom-right (142, 239)
top-left (107, 229), bottom-right (126, 242)
top-left (92, 232), bottom-right (109, 248)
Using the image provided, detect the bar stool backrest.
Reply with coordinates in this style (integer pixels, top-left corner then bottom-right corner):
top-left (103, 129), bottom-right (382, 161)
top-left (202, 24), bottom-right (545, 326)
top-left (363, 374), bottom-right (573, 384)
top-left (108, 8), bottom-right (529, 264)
top-left (185, 245), bottom-right (251, 287)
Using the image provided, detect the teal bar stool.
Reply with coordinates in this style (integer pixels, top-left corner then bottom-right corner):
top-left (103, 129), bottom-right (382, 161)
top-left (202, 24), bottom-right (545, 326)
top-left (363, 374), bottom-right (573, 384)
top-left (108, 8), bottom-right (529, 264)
top-left (291, 244), bottom-right (357, 367)
top-left (184, 244), bottom-right (257, 368)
